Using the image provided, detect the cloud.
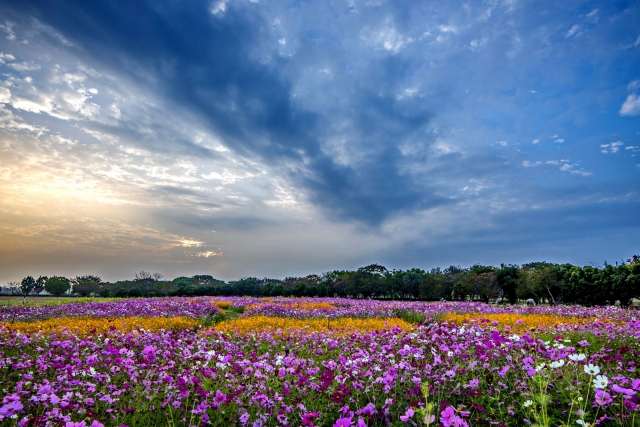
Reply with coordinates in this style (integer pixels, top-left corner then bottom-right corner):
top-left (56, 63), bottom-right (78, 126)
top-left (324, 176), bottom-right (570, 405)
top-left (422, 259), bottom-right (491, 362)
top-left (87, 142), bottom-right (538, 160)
top-left (469, 37), bottom-right (488, 51)
top-left (522, 160), bottom-right (541, 167)
top-left (8, 61), bottom-right (40, 71)
top-left (600, 141), bottom-right (623, 154)
top-left (362, 21), bottom-right (414, 53)
top-left (620, 94), bottom-right (640, 116)
top-left (0, 0), bottom-right (638, 283)
top-left (565, 24), bottom-right (581, 38)
top-left (0, 52), bottom-right (15, 63)
top-left (555, 138), bottom-right (564, 143)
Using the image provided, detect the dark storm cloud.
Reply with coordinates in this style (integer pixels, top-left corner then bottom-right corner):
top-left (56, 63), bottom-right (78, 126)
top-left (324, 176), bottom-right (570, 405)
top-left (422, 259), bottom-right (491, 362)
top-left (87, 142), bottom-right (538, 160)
top-left (1, 0), bottom-right (445, 225)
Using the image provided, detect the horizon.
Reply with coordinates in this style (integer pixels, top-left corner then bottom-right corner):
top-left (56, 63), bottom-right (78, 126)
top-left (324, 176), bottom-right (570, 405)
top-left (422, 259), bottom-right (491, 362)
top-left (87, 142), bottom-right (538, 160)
top-left (1, 0), bottom-right (639, 284)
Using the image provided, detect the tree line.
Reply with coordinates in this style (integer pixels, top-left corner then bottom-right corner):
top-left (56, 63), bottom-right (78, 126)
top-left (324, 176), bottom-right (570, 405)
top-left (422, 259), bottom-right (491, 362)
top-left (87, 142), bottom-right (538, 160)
top-left (3, 256), bottom-right (639, 306)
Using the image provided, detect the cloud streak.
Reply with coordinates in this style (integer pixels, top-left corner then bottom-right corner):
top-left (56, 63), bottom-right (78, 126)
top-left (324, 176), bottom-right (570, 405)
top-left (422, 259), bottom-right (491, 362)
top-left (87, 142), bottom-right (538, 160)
top-left (0, 0), bottom-right (639, 281)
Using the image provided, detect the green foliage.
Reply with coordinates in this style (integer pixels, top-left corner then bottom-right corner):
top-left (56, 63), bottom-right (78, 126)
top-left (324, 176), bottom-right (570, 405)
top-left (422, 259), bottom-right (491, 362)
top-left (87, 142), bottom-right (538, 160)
top-left (20, 276), bottom-right (36, 297)
top-left (44, 276), bottom-right (71, 297)
top-left (17, 254), bottom-right (640, 304)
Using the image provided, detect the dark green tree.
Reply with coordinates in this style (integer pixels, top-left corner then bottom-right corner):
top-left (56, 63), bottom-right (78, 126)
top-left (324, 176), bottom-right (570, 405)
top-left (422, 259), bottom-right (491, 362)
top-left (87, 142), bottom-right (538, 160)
top-left (402, 269), bottom-right (424, 299)
top-left (496, 265), bottom-right (520, 304)
top-left (72, 275), bottom-right (102, 297)
top-left (44, 276), bottom-right (71, 297)
top-left (20, 276), bottom-right (37, 299)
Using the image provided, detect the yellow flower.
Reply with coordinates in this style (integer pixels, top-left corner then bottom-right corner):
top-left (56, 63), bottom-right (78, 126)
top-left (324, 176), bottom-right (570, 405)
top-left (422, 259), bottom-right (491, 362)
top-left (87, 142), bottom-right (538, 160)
top-left (211, 316), bottom-right (413, 336)
top-left (441, 313), bottom-right (608, 333)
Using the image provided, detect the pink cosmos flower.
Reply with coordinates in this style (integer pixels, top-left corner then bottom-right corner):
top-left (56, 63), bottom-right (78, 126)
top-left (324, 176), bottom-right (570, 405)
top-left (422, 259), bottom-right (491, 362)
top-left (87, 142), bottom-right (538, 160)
top-left (333, 417), bottom-right (353, 427)
top-left (441, 406), bottom-right (456, 425)
top-left (400, 408), bottom-right (414, 422)
top-left (611, 384), bottom-right (635, 396)
top-left (595, 389), bottom-right (612, 406)
top-left (623, 400), bottom-right (637, 411)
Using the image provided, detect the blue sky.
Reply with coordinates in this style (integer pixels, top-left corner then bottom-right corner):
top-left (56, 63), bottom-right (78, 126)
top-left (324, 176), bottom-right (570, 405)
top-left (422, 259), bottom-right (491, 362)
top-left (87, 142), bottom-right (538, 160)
top-left (0, 0), bottom-right (638, 282)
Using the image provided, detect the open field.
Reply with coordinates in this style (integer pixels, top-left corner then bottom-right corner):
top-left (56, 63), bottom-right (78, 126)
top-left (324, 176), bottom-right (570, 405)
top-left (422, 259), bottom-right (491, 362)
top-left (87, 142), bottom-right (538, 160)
top-left (1, 297), bottom-right (638, 426)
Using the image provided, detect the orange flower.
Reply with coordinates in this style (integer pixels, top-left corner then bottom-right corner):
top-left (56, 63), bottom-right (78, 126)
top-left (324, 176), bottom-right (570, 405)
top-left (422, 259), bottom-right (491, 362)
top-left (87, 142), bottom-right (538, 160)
top-left (212, 316), bottom-right (413, 336)
top-left (441, 312), bottom-right (609, 333)
top-left (0, 316), bottom-right (199, 336)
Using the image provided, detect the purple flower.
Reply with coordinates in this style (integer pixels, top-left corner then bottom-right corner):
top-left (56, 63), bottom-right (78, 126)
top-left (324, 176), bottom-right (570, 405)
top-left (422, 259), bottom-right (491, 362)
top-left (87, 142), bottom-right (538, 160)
top-left (333, 417), bottom-right (353, 427)
top-left (356, 403), bottom-right (376, 417)
top-left (66, 422), bottom-right (87, 427)
top-left (595, 389), bottom-right (612, 406)
top-left (400, 408), bottom-right (414, 422)
top-left (441, 406), bottom-right (456, 426)
top-left (240, 412), bottom-right (250, 425)
top-left (0, 400), bottom-right (23, 417)
top-left (611, 384), bottom-right (635, 397)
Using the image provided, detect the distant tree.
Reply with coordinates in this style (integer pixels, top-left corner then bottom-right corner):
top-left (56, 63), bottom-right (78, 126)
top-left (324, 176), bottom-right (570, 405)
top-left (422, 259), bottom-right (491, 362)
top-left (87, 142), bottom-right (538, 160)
top-left (496, 265), bottom-right (520, 304)
top-left (20, 276), bottom-right (37, 303)
top-left (127, 288), bottom-right (143, 298)
top-left (134, 271), bottom-right (164, 297)
top-left (292, 282), bottom-right (307, 297)
top-left (5, 281), bottom-right (21, 296)
top-left (402, 269), bottom-right (424, 299)
top-left (44, 277), bottom-right (71, 297)
top-left (468, 272), bottom-right (500, 303)
top-left (72, 275), bottom-right (103, 297)
top-left (98, 288), bottom-right (112, 298)
top-left (34, 276), bottom-right (48, 294)
top-left (529, 265), bottom-right (563, 305)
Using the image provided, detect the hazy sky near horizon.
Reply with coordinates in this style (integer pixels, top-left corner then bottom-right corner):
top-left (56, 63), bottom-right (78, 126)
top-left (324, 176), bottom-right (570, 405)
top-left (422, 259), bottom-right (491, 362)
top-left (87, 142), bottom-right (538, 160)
top-left (0, 0), bottom-right (639, 282)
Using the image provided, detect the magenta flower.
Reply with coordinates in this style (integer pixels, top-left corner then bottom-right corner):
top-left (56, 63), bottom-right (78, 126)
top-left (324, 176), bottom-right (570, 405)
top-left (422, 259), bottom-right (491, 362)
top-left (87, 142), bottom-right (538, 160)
top-left (611, 384), bottom-right (635, 397)
top-left (0, 400), bottom-right (23, 417)
top-left (595, 389), bottom-right (612, 406)
top-left (240, 412), bottom-right (250, 425)
top-left (333, 417), bottom-right (353, 427)
top-left (441, 406), bottom-right (456, 426)
top-left (400, 408), bottom-right (414, 422)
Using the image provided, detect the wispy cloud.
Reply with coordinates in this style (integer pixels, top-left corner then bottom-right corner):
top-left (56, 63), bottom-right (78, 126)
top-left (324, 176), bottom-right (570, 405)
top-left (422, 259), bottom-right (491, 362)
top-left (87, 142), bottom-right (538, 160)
top-left (600, 141), bottom-right (623, 154)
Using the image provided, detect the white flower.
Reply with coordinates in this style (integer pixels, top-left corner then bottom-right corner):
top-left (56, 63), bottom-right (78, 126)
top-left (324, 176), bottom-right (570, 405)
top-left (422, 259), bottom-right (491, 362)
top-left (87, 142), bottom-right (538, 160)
top-left (593, 375), bottom-right (608, 389)
top-left (535, 363), bottom-right (546, 372)
top-left (584, 364), bottom-right (600, 375)
top-left (569, 353), bottom-right (586, 362)
top-left (576, 420), bottom-right (591, 426)
top-left (523, 400), bottom-right (533, 408)
top-left (509, 334), bottom-right (521, 342)
top-left (550, 360), bottom-right (565, 369)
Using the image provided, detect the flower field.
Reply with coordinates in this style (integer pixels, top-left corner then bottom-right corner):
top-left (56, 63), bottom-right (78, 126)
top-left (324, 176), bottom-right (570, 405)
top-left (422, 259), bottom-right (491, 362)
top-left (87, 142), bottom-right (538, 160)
top-left (0, 298), bottom-right (638, 426)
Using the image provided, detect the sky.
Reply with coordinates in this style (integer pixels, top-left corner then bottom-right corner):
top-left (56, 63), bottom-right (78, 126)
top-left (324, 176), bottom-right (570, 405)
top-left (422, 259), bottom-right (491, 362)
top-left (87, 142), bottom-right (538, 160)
top-left (0, 0), bottom-right (639, 283)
